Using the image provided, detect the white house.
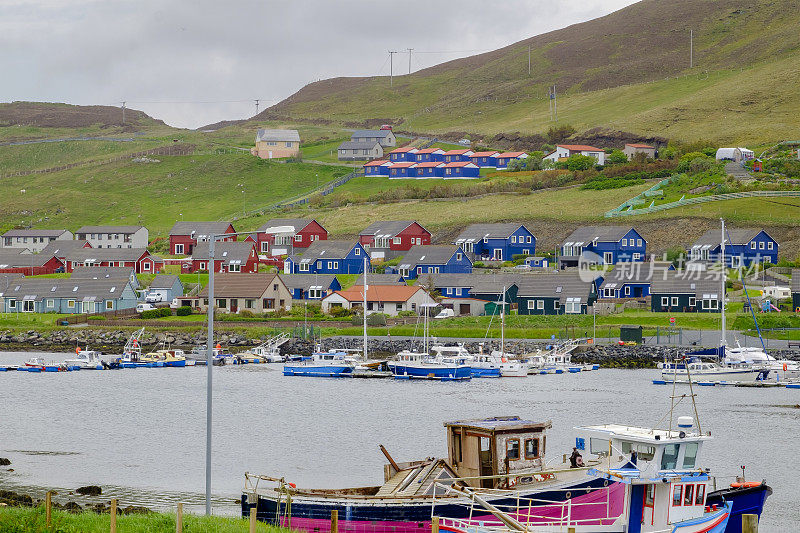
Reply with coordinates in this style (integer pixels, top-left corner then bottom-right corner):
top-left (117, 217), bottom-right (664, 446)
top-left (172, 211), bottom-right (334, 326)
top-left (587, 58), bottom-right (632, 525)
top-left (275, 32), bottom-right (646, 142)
top-left (762, 286), bottom-right (791, 300)
top-left (543, 144), bottom-right (606, 165)
top-left (2, 229), bottom-right (73, 253)
top-left (715, 147), bottom-right (754, 162)
top-left (321, 285), bottom-right (435, 317)
top-left (74, 225), bottom-right (149, 249)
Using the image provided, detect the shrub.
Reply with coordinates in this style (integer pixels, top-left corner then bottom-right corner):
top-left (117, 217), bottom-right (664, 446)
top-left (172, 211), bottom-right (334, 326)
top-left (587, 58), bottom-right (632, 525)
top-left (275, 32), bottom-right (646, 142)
top-left (87, 315), bottom-right (106, 321)
top-left (546, 124), bottom-right (576, 145)
top-left (606, 150), bottom-right (628, 165)
top-left (159, 307), bottom-right (171, 317)
top-left (176, 306), bottom-right (192, 316)
top-left (352, 313), bottom-right (387, 326)
top-left (140, 310), bottom-right (161, 319)
top-left (238, 310), bottom-right (255, 318)
top-left (566, 155), bottom-right (597, 171)
top-left (473, 261), bottom-right (485, 268)
top-left (511, 254), bottom-right (531, 262)
top-left (328, 306), bottom-right (353, 318)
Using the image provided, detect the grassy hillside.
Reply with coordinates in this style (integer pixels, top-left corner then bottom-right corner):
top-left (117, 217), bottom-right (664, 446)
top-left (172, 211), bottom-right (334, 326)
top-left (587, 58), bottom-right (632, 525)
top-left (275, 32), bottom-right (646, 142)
top-left (258, 0), bottom-right (800, 144)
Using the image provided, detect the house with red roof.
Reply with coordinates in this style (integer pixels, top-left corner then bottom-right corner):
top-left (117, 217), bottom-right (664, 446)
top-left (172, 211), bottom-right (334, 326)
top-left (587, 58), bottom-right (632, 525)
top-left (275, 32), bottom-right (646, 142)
top-left (623, 143), bottom-right (656, 160)
top-left (414, 161), bottom-right (445, 178)
top-left (442, 161), bottom-right (480, 178)
top-left (321, 284), bottom-right (435, 317)
top-left (388, 145), bottom-right (418, 163)
top-left (414, 148), bottom-right (445, 163)
top-left (543, 144), bottom-right (606, 165)
top-left (495, 151), bottom-right (529, 169)
top-left (443, 149), bottom-right (474, 163)
top-left (469, 151), bottom-right (500, 168)
top-left (388, 162), bottom-right (418, 178)
top-left (364, 159), bottom-right (392, 176)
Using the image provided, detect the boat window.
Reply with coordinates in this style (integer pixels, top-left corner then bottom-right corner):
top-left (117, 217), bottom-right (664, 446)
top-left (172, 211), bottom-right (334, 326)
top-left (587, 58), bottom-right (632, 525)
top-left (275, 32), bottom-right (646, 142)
top-left (645, 484), bottom-right (655, 506)
top-left (524, 438), bottom-right (539, 459)
top-left (590, 437), bottom-right (609, 455)
top-left (622, 442), bottom-right (656, 461)
top-left (661, 444), bottom-right (679, 470)
top-left (695, 484), bottom-right (705, 505)
top-left (672, 485), bottom-right (682, 506)
top-left (683, 484), bottom-right (694, 506)
top-left (682, 442), bottom-right (698, 469)
top-left (506, 439), bottom-right (520, 460)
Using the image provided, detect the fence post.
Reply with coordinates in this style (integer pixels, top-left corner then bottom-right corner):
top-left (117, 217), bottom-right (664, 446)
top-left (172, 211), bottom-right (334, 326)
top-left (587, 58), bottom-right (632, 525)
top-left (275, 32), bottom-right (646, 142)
top-left (176, 502), bottom-right (183, 532)
top-left (742, 514), bottom-right (759, 533)
top-left (250, 507), bottom-right (257, 533)
top-left (46, 491), bottom-right (52, 526)
top-left (110, 499), bottom-right (117, 533)
top-left (331, 509), bottom-right (338, 533)
top-left (432, 516), bottom-right (440, 533)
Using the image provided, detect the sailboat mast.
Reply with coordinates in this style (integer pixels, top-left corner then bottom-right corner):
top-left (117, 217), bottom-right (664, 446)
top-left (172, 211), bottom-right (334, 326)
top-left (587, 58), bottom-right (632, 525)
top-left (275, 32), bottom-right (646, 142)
top-left (720, 218), bottom-right (727, 349)
top-left (363, 256), bottom-right (368, 361)
top-left (501, 286), bottom-right (506, 355)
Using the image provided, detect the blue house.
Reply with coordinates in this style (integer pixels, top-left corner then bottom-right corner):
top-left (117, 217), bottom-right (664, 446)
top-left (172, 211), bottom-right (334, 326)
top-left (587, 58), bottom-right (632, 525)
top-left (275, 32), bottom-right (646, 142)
top-left (454, 223), bottom-right (536, 261)
top-left (418, 273), bottom-right (518, 308)
top-left (278, 273), bottom-right (341, 300)
top-left (388, 146), bottom-right (418, 162)
top-left (469, 151), bottom-right (499, 168)
top-left (560, 226), bottom-right (647, 268)
top-left (397, 245), bottom-right (472, 280)
top-left (442, 162), bottom-right (480, 178)
top-left (284, 240), bottom-right (370, 275)
top-left (0, 277), bottom-right (137, 314)
top-left (364, 160), bottom-right (391, 176)
top-left (495, 152), bottom-right (529, 169)
top-left (688, 228), bottom-right (778, 267)
top-left (388, 162), bottom-right (417, 178)
top-left (413, 162), bottom-right (444, 178)
top-left (414, 148), bottom-right (445, 162)
top-left (524, 256), bottom-right (550, 269)
top-left (443, 149), bottom-right (474, 163)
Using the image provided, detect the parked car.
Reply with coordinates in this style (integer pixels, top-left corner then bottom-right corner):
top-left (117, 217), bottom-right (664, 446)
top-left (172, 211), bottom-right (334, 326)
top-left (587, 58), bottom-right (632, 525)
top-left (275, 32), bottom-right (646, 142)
top-left (136, 303), bottom-right (156, 313)
top-left (169, 298), bottom-right (180, 309)
top-left (434, 308), bottom-right (455, 319)
top-left (458, 139), bottom-right (471, 146)
top-left (145, 293), bottom-right (163, 303)
top-left (380, 124), bottom-right (393, 131)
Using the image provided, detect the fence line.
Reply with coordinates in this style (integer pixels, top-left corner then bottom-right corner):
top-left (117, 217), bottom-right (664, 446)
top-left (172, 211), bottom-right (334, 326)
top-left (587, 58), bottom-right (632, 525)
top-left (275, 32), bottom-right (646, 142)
top-left (605, 189), bottom-right (800, 218)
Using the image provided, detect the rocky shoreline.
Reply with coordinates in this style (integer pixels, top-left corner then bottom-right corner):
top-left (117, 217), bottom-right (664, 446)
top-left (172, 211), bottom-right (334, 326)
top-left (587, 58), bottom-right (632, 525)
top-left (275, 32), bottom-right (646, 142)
top-left (2, 329), bottom-right (799, 367)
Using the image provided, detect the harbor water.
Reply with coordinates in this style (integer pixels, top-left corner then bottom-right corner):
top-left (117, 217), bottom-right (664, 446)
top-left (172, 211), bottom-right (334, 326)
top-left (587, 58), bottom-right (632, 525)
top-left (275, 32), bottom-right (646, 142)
top-left (0, 350), bottom-right (796, 530)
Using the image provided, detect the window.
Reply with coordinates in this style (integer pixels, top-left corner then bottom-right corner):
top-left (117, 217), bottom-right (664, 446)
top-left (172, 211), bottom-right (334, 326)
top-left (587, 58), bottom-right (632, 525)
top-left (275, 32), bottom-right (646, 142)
top-left (175, 243), bottom-right (184, 254)
top-left (294, 234), bottom-right (302, 242)
top-left (672, 485), bottom-right (683, 506)
top-left (332, 261), bottom-right (339, 270)
top-left (671, 297), bottom-right (678, 307)
top-left (554, 301), bottom-right (560, 310)
top-left (625, 286), bottom-right (631, 296)
top-left (143, 262), bottom-right (151, 271)
top-left (200, 262), bottom-right (206, 270)
top-left (506, 439), bottom-right (520, 460)
top-left (67, 300), bottom-right (75, 308)
top-left (456, 253), bottom-right (462, 261)
top-left (299, 262), bottom-right (309, 272)
top-left (684, 484), bottom-right (694, 506)
top-left (355, 247), bottom-right (360, 255)
top-left (327, 261), bottom-right (333, 269)
top-left (759, 241), bottom-right (765, 250)
top-left (527, 236), bottom-right (532, 243)
top-left (106, 300), bottom-right (113, 310)
top-left (767, 241), bottom-right (773, 250)
top-left (7, 299), bottom-right (15, 309)
top-left (537, 300), bottom-right (544, 310)
top-left (229, 264), bottom-right (241, 272)
top-left (245, 299), bottom-right (254, 309)
top-left (633, 253), bottom-right (641, 260)
top-left (689, 297), bottom-right (696, 307)
top-left (263, 298), bottom-right (275, 309)
top-left (308, 288), bottom-right (322, 299)
top-left (682, 442), bottom-right (698, 469)
top-left (750, 242), bottom-right (756, 249)
top-left (23, 300), bottom-right (35, 312)
top-left (393, 237), bottom-right (401, 245)
top-left (273, 284), bottom-right (278, 291)
top-left (216, 299), bottom-right (226, 307)
top-left (416, 267), bottom-right (422, 275)
top-left (261, 242), bottom-right (269, 253)
top-left (285, 142), bottom-right (292, 148)
top-left (524, 438), bottom-right (539, 459)
top-left (661, 443), bottom-right (679, 470)
top-left (637, 239), bottom-right (642, 247)
top-left (695, 484), bottom-right (705, 506)
top-left (621, 238), bottom-right (627, 246)
top-left (527, 300), bottom-right (536, 310)
top-left (511, 236), bottom-right (516, 244)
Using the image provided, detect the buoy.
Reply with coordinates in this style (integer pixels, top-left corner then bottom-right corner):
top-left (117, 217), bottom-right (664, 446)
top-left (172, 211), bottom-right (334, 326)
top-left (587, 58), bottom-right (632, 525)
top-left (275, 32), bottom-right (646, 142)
top-left (288, 482), bottom-right (296, 488)
top-left (75, 346), bottom-right (81, 354)
top-left (784, 363), bottom-right (788, 372)
top-left (216, 343), bottom-right (222, 349)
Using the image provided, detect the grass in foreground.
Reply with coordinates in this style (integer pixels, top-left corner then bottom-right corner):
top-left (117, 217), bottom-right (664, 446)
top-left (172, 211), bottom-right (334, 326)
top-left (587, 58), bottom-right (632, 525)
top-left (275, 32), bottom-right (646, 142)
top-left (0, 505), bottom-right (281, 533)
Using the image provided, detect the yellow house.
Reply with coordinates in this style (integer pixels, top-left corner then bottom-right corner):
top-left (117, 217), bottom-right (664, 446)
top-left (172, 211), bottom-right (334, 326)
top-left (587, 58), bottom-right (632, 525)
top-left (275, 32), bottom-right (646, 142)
top-left (252, 129), bottom-right (301, 159)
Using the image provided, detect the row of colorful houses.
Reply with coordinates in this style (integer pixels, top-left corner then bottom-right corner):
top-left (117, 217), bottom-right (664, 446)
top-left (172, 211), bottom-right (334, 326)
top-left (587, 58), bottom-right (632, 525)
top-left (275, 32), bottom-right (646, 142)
top-left (386, 147), bottom-right (529, 169)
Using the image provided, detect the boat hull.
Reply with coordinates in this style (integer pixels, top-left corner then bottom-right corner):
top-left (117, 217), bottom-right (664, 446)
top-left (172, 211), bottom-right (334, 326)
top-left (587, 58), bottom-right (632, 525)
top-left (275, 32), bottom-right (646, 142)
top-left (660, 368), bottom-right (765, 383)
top-left (388, 363), bottom-right (472, 381)
top-left (283, 365), bottom-right (353, 377)
top-left (705, 483), bottom-right (771, 533)
top-left (470, 367), bottom-right (501, 378)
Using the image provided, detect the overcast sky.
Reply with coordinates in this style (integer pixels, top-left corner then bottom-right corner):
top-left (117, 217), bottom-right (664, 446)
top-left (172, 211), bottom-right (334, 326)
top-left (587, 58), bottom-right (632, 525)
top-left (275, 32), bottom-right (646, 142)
top-left (0, 0), bottom-right (638, 129)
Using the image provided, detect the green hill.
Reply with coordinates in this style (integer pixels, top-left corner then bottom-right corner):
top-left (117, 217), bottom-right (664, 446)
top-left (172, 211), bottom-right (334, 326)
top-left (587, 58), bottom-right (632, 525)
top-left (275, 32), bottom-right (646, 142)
top-left (258, 0), bottom-right (800, 144)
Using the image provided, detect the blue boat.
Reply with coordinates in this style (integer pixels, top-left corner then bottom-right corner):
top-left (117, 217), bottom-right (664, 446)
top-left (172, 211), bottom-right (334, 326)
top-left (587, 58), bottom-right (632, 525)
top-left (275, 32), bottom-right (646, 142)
top-left (388, 351), bottom-right (472, 381)
top-left (283, 351), bottom-right (354, 377)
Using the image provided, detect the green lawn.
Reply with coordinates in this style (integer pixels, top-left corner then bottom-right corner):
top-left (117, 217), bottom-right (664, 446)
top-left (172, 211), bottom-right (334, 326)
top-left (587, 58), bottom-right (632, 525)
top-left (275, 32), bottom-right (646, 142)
top-left (0, 139), bottom-right (165, 173)
top-left (0, 505), bottom-right (281, 533)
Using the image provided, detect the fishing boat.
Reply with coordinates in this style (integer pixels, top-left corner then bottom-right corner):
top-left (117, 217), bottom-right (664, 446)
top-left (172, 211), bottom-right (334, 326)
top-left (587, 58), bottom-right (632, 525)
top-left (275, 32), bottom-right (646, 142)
top-left (63, 348), bottom-right (105, 370)
top-left (283, 350), bottom-right (354, 377)
top-left (117, 327), bottom-right (147, 368)
top-left (24, 357), bottom-right (66, 372)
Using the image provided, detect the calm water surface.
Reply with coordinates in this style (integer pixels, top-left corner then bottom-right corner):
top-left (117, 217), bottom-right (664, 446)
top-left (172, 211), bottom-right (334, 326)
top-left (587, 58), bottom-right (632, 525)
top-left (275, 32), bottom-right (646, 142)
top-left (0, 351), bottom-right (796, 530)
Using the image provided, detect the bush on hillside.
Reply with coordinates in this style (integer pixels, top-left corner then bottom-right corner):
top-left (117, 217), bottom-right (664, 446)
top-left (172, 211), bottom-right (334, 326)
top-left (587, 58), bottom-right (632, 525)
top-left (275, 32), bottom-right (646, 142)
top-left (328, 306), bottom-right (354, 318)
top-left (606, 150), bottom-right (628, 164)
top-left (546, 124), bottom-right (576, 145)
top-left (176, 306), bottom-right (192, 316)
top-left (566, 154), bottom-right (598, 171)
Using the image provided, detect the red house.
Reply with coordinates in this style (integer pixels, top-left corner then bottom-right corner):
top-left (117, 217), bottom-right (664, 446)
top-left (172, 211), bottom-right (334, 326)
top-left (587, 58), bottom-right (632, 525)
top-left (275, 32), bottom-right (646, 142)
top-left (168, 221), bottom-right (236, 256)
top-left (358, 220), bottom-right (431, 260)
top-left (189, 241), bottom-right (258, 273)
top-left (0, 250), bottom-right (65, 275)
top-left (65, 248), bottom-right (163, 274)
top-left (247, 218), bottom-right (327, 256)
top-left (39, 240), bottom-right (92, 265)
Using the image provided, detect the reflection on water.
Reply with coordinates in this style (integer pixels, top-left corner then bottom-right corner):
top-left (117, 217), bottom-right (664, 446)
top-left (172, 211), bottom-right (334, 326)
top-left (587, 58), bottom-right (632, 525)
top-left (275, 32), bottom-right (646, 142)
top-left (0, 351), bottom-right (797, 528)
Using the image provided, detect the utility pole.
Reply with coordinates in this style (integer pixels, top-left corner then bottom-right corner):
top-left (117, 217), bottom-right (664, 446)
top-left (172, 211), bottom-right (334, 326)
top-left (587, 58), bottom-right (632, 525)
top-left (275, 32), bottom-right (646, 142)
top-left (689, 29), bottom-right (694, 68)
top-left (549, 85), bottom-right (558, 123)
top-left (528, 45), bottom-right (531, 76)
top-left (121, 101), bottom-right (126, 124)
top-left (407, 48), bottom-right (413, 74)
top-left (254, 99), bottom-right (260, 115)
top-left (389, 51), bottom-right (397, 87)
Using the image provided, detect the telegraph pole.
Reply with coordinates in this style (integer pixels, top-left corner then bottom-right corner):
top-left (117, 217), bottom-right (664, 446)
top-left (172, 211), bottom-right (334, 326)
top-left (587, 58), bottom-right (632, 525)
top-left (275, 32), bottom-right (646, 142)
top-left (407, 48), bottom-right (413, 74)
top-left (689, 29), bottom-right (693, 68)
top-left (254, 99), bottom-right (260, 115)
top-left (121, 101), bottom-right (126, 124)
top-left (528, 45), bottom-right (531, 76)
top-left (389, 51), bottom-right (397, 86)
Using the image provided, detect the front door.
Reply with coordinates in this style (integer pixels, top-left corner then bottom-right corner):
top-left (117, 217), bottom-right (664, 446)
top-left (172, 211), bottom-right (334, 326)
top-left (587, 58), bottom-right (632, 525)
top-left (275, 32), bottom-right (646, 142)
top-left (642, 483), bottom-right (655, 527)
top-left (493, 249), bottom-right (503, 260)
top-left (230, 299), bottom-right (238, 313)
top-left (479, 436), bottom-right (494, 488)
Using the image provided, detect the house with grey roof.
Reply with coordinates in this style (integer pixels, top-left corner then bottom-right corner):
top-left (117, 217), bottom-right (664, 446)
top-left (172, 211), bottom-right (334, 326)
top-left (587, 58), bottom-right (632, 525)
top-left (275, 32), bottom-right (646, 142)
top-left (354, 273), bottom-right (405, 286)
top-left (278, 273), bottom-right (341, 300)
top-left (688, 228), bottom-right (777, 267)
top-left (0, 249), bottom-right (65, 275)
top-left (249, 218), bottom-right (328, 255)
top-left (515, 272), bottom-right (597, 315)
top-left (39, 240), bottom-right (92, 263)
top-left (284, 240), bottom-right (369, 275)
top-left (169, 221), bottom-right (236, 255)
top-left (2, 229), bottom-right (72, 253)
top-left (147, 274), bottom-right (184, 302)
top-left (350, 129), bottom-right (396, 147)
top-left (66, 247), bottom-right (161, 274)
top-left (358, 220), bottom-right (431, 259)
top-left (252, 129), bottom-right (300, 159)
top-left (337, 140), bottom-right (384, 161)
top-left (397, 244), bottom-right (472, 281)
top-left (454, 223), bottom-right (535, 261)
top-left (560, 226), bottom-right (646, 267)
top-left (0, 277), bottom-right (138, 314)
top-left (650, 271), bottom-right (721, 313)
top-left (190, 241), bottom-right (259, 273)
top-left (417, 272), bottom-right (517, 305)
top-left (71, 266), bottom-right (140, 290)
top-left (74, 225), bottom-right (148, 249)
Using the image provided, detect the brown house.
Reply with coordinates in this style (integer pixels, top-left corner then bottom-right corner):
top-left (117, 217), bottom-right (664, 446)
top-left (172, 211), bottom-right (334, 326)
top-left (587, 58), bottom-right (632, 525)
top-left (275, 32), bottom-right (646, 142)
top-left (196, 273), bottom-right (292, 314)
top-left (623, 143), bottom-right (656, 160)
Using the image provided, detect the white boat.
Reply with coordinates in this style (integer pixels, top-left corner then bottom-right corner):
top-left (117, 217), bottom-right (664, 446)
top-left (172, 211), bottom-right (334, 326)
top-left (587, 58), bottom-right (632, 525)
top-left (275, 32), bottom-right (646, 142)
top-left (283, 350), bottom-right (355, 377)
top-left (64, 349), bottom-right (105, 370)
top-left (726, 341), bottom-right (800, 381)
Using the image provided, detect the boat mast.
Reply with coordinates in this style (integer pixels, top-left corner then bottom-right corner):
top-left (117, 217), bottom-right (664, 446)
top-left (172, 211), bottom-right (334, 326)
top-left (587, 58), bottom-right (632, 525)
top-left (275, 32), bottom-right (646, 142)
top-left (363, 256), bottom-right (368, 362)
top-left (720, 218), bottom-right (727, 352)
top-left (500, 286), bottom-right (506, 355)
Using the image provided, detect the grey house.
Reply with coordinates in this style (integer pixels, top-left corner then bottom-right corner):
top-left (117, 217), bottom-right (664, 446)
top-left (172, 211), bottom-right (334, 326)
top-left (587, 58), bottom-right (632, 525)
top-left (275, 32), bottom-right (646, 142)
top-left (0, 277), bottom-right (138, 314)
top-left (71, 266), bottom-right (141, 291)
top-left (516, 272), bottom-right (597, 315)
top-left (2, 229), bottom-right (73, 253)
top-left (148, 274), bottom-right (184, 302)
top-left (337, 141), bottom-right (384, 161)
top-left (650, 272), bottom-right (720, 313)
top-left (350, 129), bottom-right (396, 147)
top-left (74, 225), bottom-right (149, 249)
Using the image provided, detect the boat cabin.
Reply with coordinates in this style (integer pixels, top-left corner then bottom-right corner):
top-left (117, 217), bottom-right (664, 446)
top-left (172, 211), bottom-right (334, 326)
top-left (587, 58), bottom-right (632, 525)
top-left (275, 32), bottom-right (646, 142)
top-left (445, 416), bottom-right (552, 489)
